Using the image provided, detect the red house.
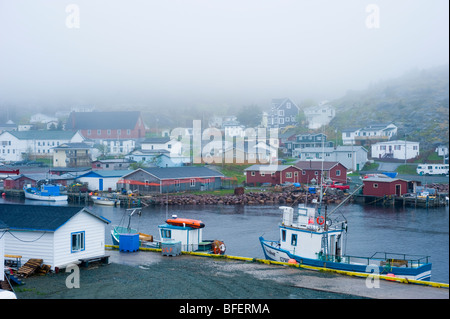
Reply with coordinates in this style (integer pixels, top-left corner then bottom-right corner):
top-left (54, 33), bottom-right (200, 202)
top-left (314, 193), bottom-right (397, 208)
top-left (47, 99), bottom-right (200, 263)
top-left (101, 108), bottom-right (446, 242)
top-left (66, 111), bottom-right (146, 140)
top-left (244, 165), bottom-right (302, 186)
top-left (363, 177), bottom-right (408, 197)
top-left (294, 161), bottom-right (347, 184)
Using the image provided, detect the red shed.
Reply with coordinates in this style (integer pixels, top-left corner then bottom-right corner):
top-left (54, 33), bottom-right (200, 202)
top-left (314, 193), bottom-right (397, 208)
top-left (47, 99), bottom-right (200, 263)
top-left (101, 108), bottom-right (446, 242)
top-left (363, 177), bottom-right (408, 197)
top-left (244, 165), bottom-right (302, 186)
top-left (294, 161), bottom-right (347, 184)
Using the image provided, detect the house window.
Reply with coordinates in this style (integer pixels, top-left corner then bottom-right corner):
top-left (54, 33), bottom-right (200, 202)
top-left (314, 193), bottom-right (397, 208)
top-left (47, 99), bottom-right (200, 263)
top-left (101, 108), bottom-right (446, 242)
top-left (87, 130), bottom-right (91, 135)
top-left (127, 129), bottom-right (131, 135)
top-left (97, 130), bottom-right (101, 135)
top-left (71, 231), bottom-right (85, 253)
top-left (286, 172), bottom-right (292, 178)
top-left (117, 129), bottom-right (121, 135)
top-left (190, 179), bottom-right (196, 187)
top-left (260, 172), bottom-right (265, 177)
top-left (315, 171), bottom-right (319, 175)
top-left (145, 180), bottom-right (149, 187)
top-left (286, 102), bottom-right (291, 109)
top-left (373, 183), bottom-right (378, 188)
top-left (175, 180), bottom-right (180, 188)
top-left (278, 110), bottom-right (284, 116)
top-left (286, 117), bottom-right (290, 122)
top-left (251, 171), bottom-right (255, 176)
top-left (107, 130), bottom-right (111, 135)
top-left (302, 171), bottom-right (306, 175)
top-left (279, 118), bottom-right (284, 124)
top-left (336, 170), bottom-right (341, 176)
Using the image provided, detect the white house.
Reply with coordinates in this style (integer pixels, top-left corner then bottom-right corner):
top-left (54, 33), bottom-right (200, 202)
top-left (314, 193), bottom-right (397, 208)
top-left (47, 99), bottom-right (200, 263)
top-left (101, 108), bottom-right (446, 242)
top-left (30, 113), bottom-right (58, 124)
top-left (0, 130), bottom-right (85, 162)
top-left (342, 123), bottom-right (397, 145)
top-left (141, 137), bottom-right (182, 155)
top-left (371, 140), bottom-right (420, 160)
top-left (295, 145), bottom-right (368, 171)
top-left (76, 169), bottom-right (131, 191)
top-left (304, 101), bottom-right (335, 129)
top-left (102, 139), bottom-right (135, 156)
top-left (0, 204), bottom-right (109, 270)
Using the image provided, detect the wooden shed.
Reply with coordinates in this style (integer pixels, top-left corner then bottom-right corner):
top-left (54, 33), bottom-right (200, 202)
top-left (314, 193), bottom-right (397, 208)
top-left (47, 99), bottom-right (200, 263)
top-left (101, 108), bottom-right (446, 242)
top-left (294, 161), bottom-right (348, 184)
top-left (362, 177), bottom-right (408, 197)
top-left (244, 165), bottom-right (302, 186)
top-left (0, 204), bottom-right (110, 270)
top-left (118, 166), bottom-right (225, 194)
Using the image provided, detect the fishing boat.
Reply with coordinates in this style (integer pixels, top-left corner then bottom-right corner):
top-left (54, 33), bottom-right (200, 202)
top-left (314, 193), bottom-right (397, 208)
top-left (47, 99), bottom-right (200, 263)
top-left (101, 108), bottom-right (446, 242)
top-left (91, 195), bottom-right (120, 206)
top-left (156, 215), bottom-right (225, 254)
top-left (111, 208), bottom-right (153, 246)
top-left (259, 203), bottom-right (432, 281)
top-left (23, 184), bottom-right (68, 202)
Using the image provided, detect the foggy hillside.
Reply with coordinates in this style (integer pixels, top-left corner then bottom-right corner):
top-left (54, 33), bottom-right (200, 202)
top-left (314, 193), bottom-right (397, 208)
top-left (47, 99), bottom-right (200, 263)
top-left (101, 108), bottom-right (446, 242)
top-left (330, 65), bottom-right (449, 149)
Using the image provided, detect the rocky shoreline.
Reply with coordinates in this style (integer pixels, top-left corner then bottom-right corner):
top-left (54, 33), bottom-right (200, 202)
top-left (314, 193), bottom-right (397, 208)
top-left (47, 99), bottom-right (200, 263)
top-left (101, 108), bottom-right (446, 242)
top-left (147, 188), bottom-right (351, 206)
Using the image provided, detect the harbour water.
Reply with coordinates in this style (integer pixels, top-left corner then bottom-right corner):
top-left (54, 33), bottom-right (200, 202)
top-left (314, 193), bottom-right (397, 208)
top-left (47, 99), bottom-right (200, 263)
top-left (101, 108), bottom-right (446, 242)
top-left (1, 196), bottom-right (448, 284)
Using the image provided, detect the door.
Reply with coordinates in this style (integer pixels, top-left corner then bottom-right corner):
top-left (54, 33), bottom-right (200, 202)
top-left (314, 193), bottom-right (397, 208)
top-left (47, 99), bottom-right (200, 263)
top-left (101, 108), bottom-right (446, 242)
top-left (294, 172), bottom-right (299, 183)
top-left (99, 178), bottom-right (104, 191)
top-left (395, 184), bottom-right (401, 196)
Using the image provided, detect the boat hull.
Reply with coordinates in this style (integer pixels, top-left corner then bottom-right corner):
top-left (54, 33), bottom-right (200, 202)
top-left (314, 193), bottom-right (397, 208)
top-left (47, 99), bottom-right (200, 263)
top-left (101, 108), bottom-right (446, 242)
top-left (24, 191), bottom-right (68, 201)
top-left (92, 196), bottom-right (120, 206)
top-left (260, 237), bottom-right (432, 281)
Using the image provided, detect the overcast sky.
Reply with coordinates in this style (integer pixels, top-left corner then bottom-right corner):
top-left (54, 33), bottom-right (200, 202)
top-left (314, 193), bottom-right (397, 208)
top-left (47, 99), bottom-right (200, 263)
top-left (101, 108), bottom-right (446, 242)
top-left (0, 0), bottom-right (448, 112)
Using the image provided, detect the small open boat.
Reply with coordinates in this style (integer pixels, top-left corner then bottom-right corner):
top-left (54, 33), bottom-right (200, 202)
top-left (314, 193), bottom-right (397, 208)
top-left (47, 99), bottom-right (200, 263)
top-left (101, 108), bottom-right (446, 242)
top-left (111, 208), bottom-right (153, 246)
top-left (91, 195), bottom-right (120, 206)
top-left (166, 217), bottom-right (205, 229)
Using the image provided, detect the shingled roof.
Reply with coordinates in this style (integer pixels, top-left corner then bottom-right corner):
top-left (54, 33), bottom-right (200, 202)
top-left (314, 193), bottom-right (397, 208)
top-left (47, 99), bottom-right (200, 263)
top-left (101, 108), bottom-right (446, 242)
top-left (0, 204), bottom-right (109, 232)
top-left (67, 111), bottom-right (141, 130)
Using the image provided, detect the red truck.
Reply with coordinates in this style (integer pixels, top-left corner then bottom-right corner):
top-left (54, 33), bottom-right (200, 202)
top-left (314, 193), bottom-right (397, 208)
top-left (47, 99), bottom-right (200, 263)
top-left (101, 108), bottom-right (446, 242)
top-left (322, 181), bottom-right (350, 190)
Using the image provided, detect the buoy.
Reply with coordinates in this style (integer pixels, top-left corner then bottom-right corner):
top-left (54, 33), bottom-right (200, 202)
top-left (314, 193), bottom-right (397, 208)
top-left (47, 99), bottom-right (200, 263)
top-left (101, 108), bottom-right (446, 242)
top-left (1, 193), bottom-right (5, 197)
top-left (386, 273), bottom-right (396, 281)
top-left (288, 258), bottom-right (297, 264)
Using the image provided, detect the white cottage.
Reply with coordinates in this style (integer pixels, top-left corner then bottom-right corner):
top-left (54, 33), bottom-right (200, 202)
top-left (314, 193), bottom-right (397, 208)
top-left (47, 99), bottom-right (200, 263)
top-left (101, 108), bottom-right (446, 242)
top-left (0, 204), bottom-right (109, 270)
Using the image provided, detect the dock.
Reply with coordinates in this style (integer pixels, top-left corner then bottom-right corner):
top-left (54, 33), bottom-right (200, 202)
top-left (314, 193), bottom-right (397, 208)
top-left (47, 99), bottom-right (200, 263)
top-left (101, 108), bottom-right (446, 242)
top-left (105, 245), bottom-right (449, 299)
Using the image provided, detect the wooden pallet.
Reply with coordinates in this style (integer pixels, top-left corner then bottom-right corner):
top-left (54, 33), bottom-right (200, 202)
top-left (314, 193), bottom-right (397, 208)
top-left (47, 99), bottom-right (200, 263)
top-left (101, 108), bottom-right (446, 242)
top-left (17, 259), bottom-right (43, 278)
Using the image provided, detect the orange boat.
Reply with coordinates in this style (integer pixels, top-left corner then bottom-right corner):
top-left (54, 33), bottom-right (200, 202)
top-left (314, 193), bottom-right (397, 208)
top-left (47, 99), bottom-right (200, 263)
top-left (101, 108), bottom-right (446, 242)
top-left (166, 218), bottom-right (205, 229)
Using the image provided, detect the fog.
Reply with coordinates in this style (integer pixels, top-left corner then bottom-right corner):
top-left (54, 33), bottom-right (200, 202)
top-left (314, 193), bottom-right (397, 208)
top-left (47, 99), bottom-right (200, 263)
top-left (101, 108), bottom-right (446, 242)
top-left (0, 0), bottom-right (448, 113)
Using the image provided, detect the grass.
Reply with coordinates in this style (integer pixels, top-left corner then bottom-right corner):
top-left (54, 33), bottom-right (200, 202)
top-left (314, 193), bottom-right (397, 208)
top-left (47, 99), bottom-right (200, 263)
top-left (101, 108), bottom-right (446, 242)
top-left (395, 164), bottom-right (418, 175)
top-left (216, 164), bottom-right (250, 185)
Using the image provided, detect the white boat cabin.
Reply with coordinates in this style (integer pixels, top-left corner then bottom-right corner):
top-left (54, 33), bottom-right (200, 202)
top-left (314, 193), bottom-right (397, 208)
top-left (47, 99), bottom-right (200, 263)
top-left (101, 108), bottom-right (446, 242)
top-left (279, 206), bottom-right (347, 262)
top-left (158, 217), bottom-right (204, 252)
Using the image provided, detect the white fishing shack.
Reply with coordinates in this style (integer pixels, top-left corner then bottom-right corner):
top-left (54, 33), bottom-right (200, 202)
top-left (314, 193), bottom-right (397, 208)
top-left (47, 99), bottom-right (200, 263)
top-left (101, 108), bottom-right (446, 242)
top-left (0, 204), bottom-right (110, 270)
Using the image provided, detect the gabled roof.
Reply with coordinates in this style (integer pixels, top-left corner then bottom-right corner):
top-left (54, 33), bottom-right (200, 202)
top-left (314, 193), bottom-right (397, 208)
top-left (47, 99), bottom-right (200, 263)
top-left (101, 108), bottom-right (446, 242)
top-left (77, 170), bottom-right (131, 178)
top-left (294, 160), bottom-right (343, 170)
top-left (67, 111), bottom-right (141, 130)
top-left (0, 204), bottom-right (109, 232)
top-left (52, 142), bottom-right (92, 150)
top-left (142, 137), bottom-right (171, 144)
top-left (6, 130), bottom-right (77, 140)
top-left (244, 164), bottom-right (297, 172)
top-left (124, 166), bottom-right (224, 180)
